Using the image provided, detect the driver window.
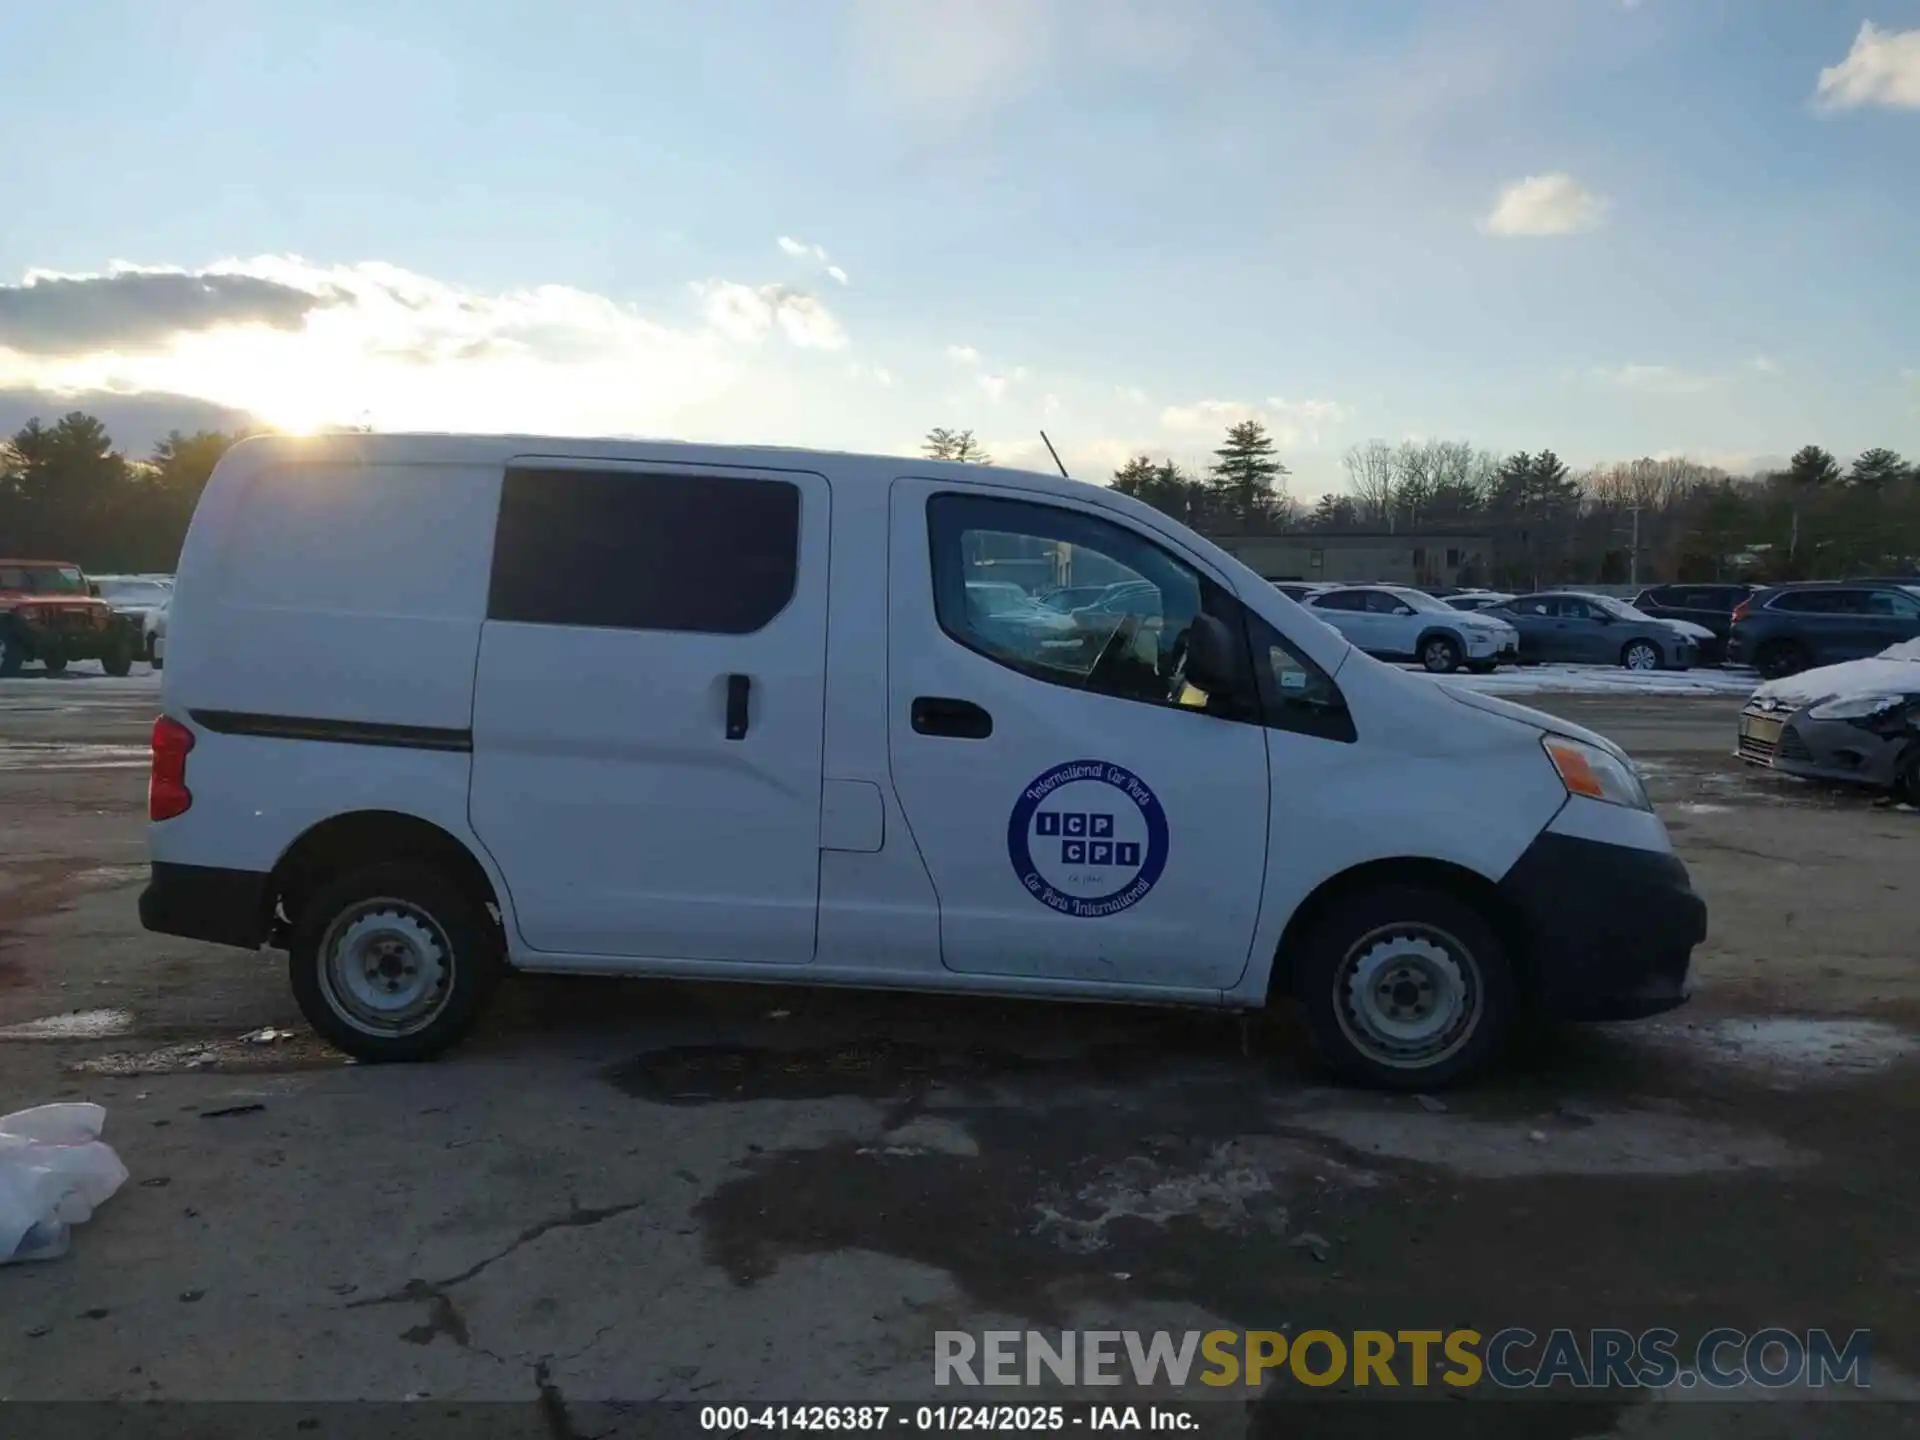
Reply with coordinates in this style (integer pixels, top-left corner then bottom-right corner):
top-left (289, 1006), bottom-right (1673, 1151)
top-left (926, 492), bottom-right (1239, 715)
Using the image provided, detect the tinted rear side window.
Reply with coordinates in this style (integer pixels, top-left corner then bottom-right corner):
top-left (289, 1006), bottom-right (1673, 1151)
top-left (489, 467), bottom-right (799, 634)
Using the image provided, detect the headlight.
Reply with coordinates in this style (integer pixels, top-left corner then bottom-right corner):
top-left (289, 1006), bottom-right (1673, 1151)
top-left (1807, 693), bottom-right (1910, 721)
top-left (1541, 735), bottom-right (1651, 811)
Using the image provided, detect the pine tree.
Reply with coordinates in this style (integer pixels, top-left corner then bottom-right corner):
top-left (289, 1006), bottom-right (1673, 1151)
top-left (1848, 448), bottom-right (1908, 491)
top-left (1207, 420), bottom-right (1288, 528)
top-left (1786, 445), bottom-right (1840, 490)
top-left (923, 427), bottom-right (991, 463)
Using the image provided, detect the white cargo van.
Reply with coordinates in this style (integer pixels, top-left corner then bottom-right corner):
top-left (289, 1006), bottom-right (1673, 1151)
top-left (141, 434), bottom-right (1706, 1087)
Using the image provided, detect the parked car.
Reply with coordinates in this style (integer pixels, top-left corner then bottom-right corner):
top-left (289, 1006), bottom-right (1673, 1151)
top-left (964, 580), bottom-right (1081, 652)
top-left (1631, 583), bottom-right (1758, 665)
top-left (90, 574), bottom-right (173, 661)
top-left (1270, 581), bottom-right (1331, 604)
top-left (1726, 581), bottom-right (1920, 680)
top-left (1305, 584), bottom-right (1519, 673)
top-left (0, 560), bottom-right (141, 676)
top-left (1484, 592), bottom-right (1696, 671)
top-left (1446, 591), bottom-right (1516, 613)
top-left (1735, 638), bottom-right (1920, 805)
top-left (1035, 584), bottom-right (1111, 613)
top-left (141, 431), bottom-right (1706, 1090)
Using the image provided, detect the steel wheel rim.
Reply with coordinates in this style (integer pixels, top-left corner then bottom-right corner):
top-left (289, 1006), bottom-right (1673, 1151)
top-left (1625, 643), bottom-right (1658, 671)
top-left (316, 899), bottom-right (454, 1037)
top-left (1332, 923), bottom-right (1482, 1069)
top-left (1424, 640), bottom-right (1455, 671)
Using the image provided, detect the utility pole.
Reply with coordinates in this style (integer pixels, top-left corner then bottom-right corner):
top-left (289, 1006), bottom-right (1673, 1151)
top-left (1628, 504), bottom-right (1642, 587)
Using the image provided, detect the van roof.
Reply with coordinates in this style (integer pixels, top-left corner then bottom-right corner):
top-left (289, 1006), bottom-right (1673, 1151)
top-left (222, 430), bottom-right (1100, 500)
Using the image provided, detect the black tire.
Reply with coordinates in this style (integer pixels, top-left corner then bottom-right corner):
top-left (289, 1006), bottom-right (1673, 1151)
top-left (1419, 634), bottom-right (1463, 674)
top-left (1894, 745), bottom-right (1920, 809)
top-left (1620, 640), bottom-right (1661, 672)
top-left (1290, 883), bottom-right (1516, 1090)
top-left (0, 632), bottom-right (21, 678)
top-left (41, 654), bottom-right (68, 676)
top-left (1467, 661), bottom-right (1497, 674)
top-left (101, 640), bottom-right (134, 677)
top-left (1755, 641), bottom-right (1809, 681)
top-left (150, 654), bottom-right (165, 672)
top-left (288, 861), bottom-right (502, 1063)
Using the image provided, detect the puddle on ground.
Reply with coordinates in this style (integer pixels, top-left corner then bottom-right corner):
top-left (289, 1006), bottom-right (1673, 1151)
top-left (0, 1007), bottom-right (134, 1040)
top-left (1633, 1017), bottom-right (1918, 1084)
top-left (0, 742), bottom-right (149, 771)
top-left (68, 1028), bottom-right (347, 1076)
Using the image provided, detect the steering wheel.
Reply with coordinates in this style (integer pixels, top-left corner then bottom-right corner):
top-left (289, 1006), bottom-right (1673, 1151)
top-left (1083, 613), bottom-right (1143, 690)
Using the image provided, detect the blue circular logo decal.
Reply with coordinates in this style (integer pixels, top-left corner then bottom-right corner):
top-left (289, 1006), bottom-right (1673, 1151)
top-left (1007, 760), bottom-right (1169, 918)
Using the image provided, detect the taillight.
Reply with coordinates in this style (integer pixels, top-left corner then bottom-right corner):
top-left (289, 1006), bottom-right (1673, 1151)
top-left (150, 716), bottom-right (194, 821)
top-left (1730, 600), bottom-right (1750, 623)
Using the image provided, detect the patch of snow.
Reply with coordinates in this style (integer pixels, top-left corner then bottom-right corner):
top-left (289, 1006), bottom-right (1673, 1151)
top-left (1675, 802), bottom-right (1731, 814)
top-left (1285, 1106), bottom-right (1809, 1176)
top-left (0, 1009), bottom-right (134, 1041)
top-left (1433, 665), bottom-right (1760, 697)
top-left (1633, 1017), bottom-right (1918, 1083)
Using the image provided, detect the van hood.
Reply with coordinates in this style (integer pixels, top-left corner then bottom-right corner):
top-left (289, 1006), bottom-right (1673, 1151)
top-left (1438, 683), bottom-right (1626, 757)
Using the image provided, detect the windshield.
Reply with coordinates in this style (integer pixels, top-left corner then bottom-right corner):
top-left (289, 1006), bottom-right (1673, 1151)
top-left (1590, 595), bottom-right (1651, 621)
top-left (98, 580), bottom-right (169, 604)
top-left (0, 564), bottom-right (88, 596)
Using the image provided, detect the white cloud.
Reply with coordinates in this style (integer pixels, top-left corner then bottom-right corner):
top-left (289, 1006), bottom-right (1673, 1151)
top-left (978, 374), bottom-right (1011, 401)
top-left (1480, 173), bottom-right (1607, 237)
top-left (0, 255), bottom-right (852, 436)
top-left (1159, 395), bottom-right (1349, 450)
top-left (1814, 22), bottom-right (1920, 112)
top-left (1747, 354), bottom-right (1782, 375)
top-left (777, 236), bottom-right (849, 286)
top-left (1116, 385), bottom-right (1148, 405)
top-left (695, 280), bottom-right (848, 350)
top-left (1590, 363), bottom-right (1719, 395)
top-left (849, 361), bottom-right (894, 388)
top-left (946, 344), bottom-right (982, 366)
top-left (1041, 393), bottom-right (1061, 416)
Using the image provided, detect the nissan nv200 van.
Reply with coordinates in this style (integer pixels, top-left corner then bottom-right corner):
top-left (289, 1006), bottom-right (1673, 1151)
top-left (140, 434), bottom-right (1706, 1088)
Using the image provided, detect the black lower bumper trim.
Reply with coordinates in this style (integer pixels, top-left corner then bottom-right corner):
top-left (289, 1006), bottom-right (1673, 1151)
top-left (1498, 830), bottom-right (1706, 1022)
top-left (139, 862), bottom-right (270, 950)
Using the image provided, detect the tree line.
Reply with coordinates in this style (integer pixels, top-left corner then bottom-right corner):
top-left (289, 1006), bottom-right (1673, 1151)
top-left (0, 412), bottom-right (249, 573)
top-left (928, 422), bottom-right (1920, 589)
top-left (3, 409), bottom-right (1913, 589)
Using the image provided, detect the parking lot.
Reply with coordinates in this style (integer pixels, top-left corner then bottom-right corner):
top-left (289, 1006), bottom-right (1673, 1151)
top-left (3, 664), bottom-right (1917, 1434)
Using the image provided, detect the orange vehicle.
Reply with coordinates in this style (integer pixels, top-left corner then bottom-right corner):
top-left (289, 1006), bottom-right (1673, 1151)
top-left (0, 559), bottom-right (140, 677)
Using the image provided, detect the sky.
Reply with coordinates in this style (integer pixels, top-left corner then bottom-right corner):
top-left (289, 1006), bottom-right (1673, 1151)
top-left (0, 0), bottom-right (1917, 500)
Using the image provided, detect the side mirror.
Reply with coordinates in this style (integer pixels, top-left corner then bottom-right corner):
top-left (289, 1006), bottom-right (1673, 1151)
top-left (1184, 613), bottom-right (1240, 694)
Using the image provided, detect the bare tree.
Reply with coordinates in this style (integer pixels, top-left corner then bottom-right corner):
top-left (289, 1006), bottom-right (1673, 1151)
top-left (1341, 440), bottom-right (1398, 522)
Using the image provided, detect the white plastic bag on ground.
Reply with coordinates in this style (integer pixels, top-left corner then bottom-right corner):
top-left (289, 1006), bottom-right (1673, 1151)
top-left (0, 1103), bottom-right (128, 1264)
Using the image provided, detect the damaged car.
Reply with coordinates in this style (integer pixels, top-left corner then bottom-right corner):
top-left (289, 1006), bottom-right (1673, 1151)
top-left (1736, 638), bottom-right (1920, 805)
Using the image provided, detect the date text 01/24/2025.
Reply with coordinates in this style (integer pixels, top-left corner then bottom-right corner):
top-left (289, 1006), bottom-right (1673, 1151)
top-left (699, 1405), bottom-right (1199, 1432)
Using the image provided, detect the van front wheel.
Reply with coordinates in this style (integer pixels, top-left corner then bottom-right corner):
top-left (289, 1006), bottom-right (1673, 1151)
top-left (289, 862), bottom-right (501, 1062)
top-left (1291, 884), bottom-right (1514, 1090)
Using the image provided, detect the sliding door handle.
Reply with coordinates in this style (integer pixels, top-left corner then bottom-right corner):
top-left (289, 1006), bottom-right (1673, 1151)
top-left (911, 696), bottom-right (993, 739)
top-left (725, 674), bottom-right (751, 740)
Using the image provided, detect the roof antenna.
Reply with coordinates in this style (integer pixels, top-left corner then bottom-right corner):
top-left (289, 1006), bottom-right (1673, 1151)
top-left (1039, 430), bottom-right (1069, 479)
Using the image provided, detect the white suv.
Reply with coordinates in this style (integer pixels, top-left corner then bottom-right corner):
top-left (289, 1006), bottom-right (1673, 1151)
top-left (1307, 585), bottom-right (1518, 673)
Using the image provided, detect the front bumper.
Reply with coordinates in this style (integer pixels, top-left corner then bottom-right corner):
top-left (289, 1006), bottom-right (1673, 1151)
top-left (1497, 831), bottom-right (1705, 1021)
top-left (1736, 700), bottom-right (1914, 788)
top-left (139, 862), bottom-right (271, 950)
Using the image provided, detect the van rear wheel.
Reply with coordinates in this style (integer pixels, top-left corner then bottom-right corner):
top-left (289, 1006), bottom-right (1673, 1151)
top-left (288, 862), bottom-right (501, 1062)
top-left (1291, 884), bottom-right (1514, 1090)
